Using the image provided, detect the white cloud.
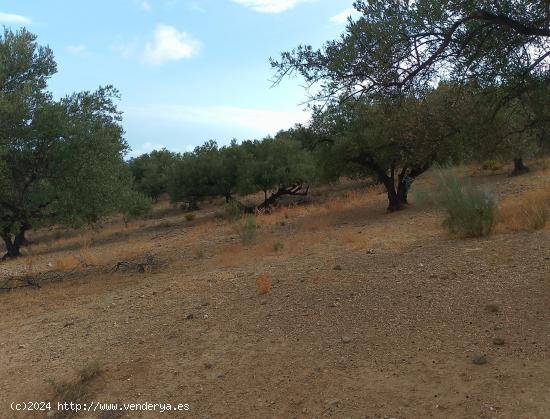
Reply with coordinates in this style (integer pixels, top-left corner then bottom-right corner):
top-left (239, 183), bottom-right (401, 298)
top-left (141, 1), bottom-right (152, 12)
top-left (126, 104), bottom-right (310, 134)
top-left (141, 25), bottom-right (201, 65)
top-left (232, 0), bottom-right (307, 14)
top-left (330, 8), bottom-right (360, 24)
top-left (66, 44), bottom-right (89, 57)
top-left (0, 12), bottom-right (31, 25)
top-left (111, 41), bottom-right (138, 59)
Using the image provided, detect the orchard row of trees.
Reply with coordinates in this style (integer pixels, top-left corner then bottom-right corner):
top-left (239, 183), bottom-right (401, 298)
top-left (130, 78), bottom-right (549, 213)
top-left (129, 132), bottom-right (316, 211)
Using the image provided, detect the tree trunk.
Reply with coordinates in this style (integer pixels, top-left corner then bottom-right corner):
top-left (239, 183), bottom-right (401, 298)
top-left (511, 157), bottom-right (530, 176)
top-left (1, 232), bottom-right (22, 259)
top-left (381, 176), bottom-right (407, 212)
top-left (385, 182), bottom-right (407, 212)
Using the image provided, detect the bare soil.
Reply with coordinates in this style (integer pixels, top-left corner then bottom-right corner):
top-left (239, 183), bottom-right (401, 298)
top-left (0, 167), bottom-right (549, 419)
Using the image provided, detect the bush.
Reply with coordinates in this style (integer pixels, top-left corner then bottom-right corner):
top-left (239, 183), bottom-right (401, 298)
top-left (413, 168), bottom-right (498, 237)
top-left (240, 215), bottom-right (257, 245)
top-left (224, 200), bottom-right (243, 222)
top-left (273, 241), bottom-right (284, 252)
top-left (184, 213), bottom-right (196, 222)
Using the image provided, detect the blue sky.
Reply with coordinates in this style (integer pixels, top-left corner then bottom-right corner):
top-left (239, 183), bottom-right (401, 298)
top-left (1, 0), bottom-right (358, 156)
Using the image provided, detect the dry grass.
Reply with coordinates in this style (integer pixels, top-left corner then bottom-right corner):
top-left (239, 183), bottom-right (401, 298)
top-left (256, 274), bottom-right (271, 295)
top-left (497, 188), bottom-right (550, 232)
top-left (53, 255), bottom-right (81, 272)
top-left (47, 361), bottom-right (102, 418)
top-left (332, 229), bottom-right (371, 250)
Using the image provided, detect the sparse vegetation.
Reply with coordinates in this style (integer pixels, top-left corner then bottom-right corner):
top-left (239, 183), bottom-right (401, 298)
top-left (498, 189), bottom-right (550, 232)
top-left (224, 199), bottom-right (243, 222)
top-left (239, 215), bottom-right (257, 245)
top-left (413, 168), bottom-right (498, 237)
top-left (273, 241), bottom-right (284, 252)
top-left (47, 361), bottom-right (102, 418)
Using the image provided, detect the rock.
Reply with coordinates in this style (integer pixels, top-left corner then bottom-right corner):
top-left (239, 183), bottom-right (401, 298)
top-left (63, 320), bottom-right (75, 328)
top-left (366, 249), bottom-right (376, 255)
top-left (342, 336), bottom-right (352, 344)
top-left (485, 304), bottom-right (500, 313)
top-left (18, 344), bottom-right (25, 349)
top-left (216, 372), bottom-right (225, 379)
top-left (333, 265), bottom-right (342, 271)
top-left (492, 338), bottom-right (506, 346)
top-left (204, 362), bottom-right (213, 369)
top-left (260, 300), bottom-right (267, 305)
top-left (186, 313), bottom-right (194, 320)
top-left (472, 355), bottom-right (488, 365)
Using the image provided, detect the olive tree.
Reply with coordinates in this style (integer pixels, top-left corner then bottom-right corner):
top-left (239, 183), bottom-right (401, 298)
top-left (0, 28), bottom-right (149, 258)
top-left (129, 149), bottom-right (180, 202)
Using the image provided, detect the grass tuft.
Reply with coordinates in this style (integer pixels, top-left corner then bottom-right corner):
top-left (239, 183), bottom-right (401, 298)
top-left (239, 215), bottom-right (257, 245)
top-left (498, 189), bottom-right (550, 232)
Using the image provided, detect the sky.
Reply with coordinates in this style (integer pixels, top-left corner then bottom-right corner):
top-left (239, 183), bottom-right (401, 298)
top-left (1, 0), bottom-right (360, 157)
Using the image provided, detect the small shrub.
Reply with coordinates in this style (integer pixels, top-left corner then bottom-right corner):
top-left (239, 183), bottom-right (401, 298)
top-left (192, 247), bottom-right (204, 259)
top-left (47, 361), bottom-right (102, 418)
top-left (224, 200), bottom-right (243, 222)
top-left (273, 241), bottom-right (284, 252)
top-left (184, 213), bottom-right (196, 222)
top-left (481, 160), bottom-right (503, 171)
top-left (158, 220), bottom-right (173, 228)
top-left (256, 275), bottom-right (271, 295)
top-left (413, 167), bottom-right (498, 237)
top-left (240, 215), bottom-right (257, 245)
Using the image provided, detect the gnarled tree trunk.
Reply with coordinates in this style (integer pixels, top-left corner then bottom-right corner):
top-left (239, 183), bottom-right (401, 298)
top-left (511, 157), bottom-right (530, 176)
top-left (380, 164), bottom-right (429, 212)
top-left (245, 184), bottom-right (310, 213)
top-left (1, 223), bottom-right (30, 260)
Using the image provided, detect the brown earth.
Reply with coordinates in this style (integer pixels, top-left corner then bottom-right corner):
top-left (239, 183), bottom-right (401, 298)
top-left (0, 165), bottom-right (549, 419)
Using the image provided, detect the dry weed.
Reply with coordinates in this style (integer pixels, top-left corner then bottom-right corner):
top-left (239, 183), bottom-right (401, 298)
top-left (53, 256), bottom-right (81, 272)
top-left (497, 189), bottom-right (550, 232)
top-left (256, 275), bottom-right (271, 295)
top-left (47, 361), bottom-right (102, 419)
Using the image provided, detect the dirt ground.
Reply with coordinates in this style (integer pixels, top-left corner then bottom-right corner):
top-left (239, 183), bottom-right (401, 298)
top-left (0, 166), bottom-right (549, 419)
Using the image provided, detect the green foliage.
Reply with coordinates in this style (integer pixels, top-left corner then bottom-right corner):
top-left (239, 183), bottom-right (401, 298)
top-left (237, 135), bottom-right (317, 197)
top-left (167, 133), bottom-right (316, 210)
top-left (224, 199), bottom-right (243, 222)
top-left (239, 215), bottom-right (257, 245)
top-left (120, 187), bottom-right (152, 226)
top-left (129, 149), bottom-right (179, 201)
top-left (0, 28), bottom-right (146, 256)
top-left (271, 1), bottom-right (550, 184)
top-left (271, 1), bottom-right (550, 101)
top-left (413, 168), bottom-right (498, 238)
top-left (168, 140), bottom-right (242, 207)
